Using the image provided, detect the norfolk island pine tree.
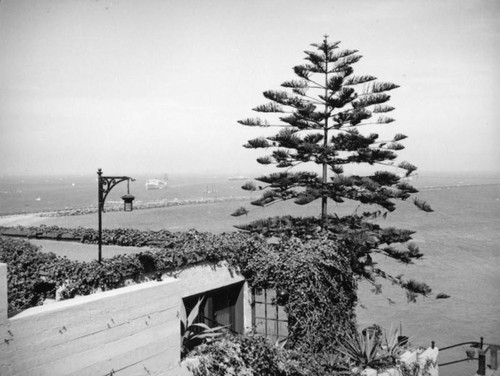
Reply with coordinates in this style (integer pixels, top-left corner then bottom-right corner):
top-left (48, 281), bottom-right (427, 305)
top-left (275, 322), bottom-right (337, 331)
top-left (232, 35), bottom-right (436, 302)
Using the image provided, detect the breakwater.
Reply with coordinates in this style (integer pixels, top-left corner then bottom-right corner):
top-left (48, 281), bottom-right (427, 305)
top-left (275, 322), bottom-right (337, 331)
top-left (420, 182), bottom-right (500, 191)
top-left (36, 195), bottom-right (253, 218)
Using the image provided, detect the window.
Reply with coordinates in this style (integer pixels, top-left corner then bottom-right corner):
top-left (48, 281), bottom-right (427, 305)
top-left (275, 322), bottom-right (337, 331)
top-left (252, 288), bottom-right (288, 343)
top-left (182, 281), bottom-right (245, 334)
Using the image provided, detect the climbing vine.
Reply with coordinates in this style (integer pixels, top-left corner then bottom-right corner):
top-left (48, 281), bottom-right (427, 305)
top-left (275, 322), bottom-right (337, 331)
top-left (0, 228), bottom-right (357, 354)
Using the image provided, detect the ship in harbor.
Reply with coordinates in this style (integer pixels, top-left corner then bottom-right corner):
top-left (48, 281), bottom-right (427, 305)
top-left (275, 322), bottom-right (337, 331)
top-left (145, 176), bottom-right (168, 190)
top-left (228, 175), bottom-right (248, 181)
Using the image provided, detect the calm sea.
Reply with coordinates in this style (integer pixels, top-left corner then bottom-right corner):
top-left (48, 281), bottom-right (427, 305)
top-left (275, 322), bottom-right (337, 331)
top-left (0, 173), bottom-right (252, 216)
top-left (1, 171), bottom-right (499, 375)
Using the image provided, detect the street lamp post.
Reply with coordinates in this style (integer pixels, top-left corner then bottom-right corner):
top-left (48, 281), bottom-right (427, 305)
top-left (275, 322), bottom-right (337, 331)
top-left (97, 168), bottom-right (135, 262)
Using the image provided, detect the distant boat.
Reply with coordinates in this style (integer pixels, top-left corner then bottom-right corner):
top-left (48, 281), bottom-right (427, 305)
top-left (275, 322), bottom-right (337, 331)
top-left (145, 178), bottom-right (168, 190)
top-left (228, 175), bottom-right (248, 181)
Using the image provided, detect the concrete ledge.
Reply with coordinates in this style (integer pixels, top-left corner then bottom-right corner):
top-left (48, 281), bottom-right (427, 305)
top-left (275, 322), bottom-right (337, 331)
top-left (12, 277), bottom-right (178, 320)
top-left (0, 264), bottom-right (7, 325)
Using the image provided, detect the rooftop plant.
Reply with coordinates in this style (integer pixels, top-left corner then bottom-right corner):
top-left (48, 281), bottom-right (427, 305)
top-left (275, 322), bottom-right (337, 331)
top-left (180, 296), bottom-right (226, 358)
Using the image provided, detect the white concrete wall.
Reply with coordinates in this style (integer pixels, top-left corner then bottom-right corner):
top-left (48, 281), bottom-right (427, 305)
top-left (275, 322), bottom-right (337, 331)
top-left (0, 262), bottom-right (250, 376)
top-left (0, 263), bottom-right (7, 327)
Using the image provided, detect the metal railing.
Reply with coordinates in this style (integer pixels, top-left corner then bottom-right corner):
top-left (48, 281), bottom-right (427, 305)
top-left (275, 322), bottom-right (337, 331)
top-left (435, 337), bottom-right (498, 375)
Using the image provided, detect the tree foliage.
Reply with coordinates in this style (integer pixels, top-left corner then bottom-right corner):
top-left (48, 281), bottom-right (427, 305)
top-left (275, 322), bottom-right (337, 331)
top-left (235, 36), bottom-right (434, 300)
top-left (245, 237), bottom-right (357, 353)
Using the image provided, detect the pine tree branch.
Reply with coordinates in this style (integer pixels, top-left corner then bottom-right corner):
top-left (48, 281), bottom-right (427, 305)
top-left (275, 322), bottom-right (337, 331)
top-left (372, 141), bottom-right (392, 146)
top-left (303, 77), bottom-right (325, 90)
top-left (373, 162), bottom-right (397, 168)
top-left (327, 121), bottom-right (350, 130)
top-left (342, 120), bottom-right (396, 129)
top-left (300, 95), bottom-right (324, 105)
top-left (356, 91), bottom-right (385, 98)
top-left (284, 161), bottom-right (306, 172)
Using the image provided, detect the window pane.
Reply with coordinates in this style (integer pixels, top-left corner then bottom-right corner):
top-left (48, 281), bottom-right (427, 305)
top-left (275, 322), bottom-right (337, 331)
top-left (267, 304), bottom-right (277, 319)
top-left (254, 289), bottom-right (265, 303)
top-left (252, 288), bottom-right (289, 342)
top-left (255, 318), bottom-right (266, 335)
top-left (266, 289), bottom-right (276, 303)
top-left (266, 319), bottom-right (278, 337)
top-left (277, 305), bottom-right (287, 320)
top-left (254, 302), bottom-right (266, 318)
top-left (278, 321), bottom-right (288, 337)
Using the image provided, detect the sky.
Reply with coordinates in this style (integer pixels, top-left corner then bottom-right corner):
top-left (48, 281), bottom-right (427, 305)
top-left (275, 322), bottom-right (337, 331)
top-left (0, 0), bottom-right (499, 177)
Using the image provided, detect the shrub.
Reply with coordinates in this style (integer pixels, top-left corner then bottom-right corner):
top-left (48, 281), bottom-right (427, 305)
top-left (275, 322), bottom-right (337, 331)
top-left (180, 296), bottom-right (225, 357)
top-left (189, 333), bottom-right (340, 376)
top-left (338, 327), bottom-right (406, 371)
top-left (244, 236), bottom-right (357, 354)
top-left (0, 231), bottom-right (266, 314)
top-left (0, 237), bottom-right (66, 314)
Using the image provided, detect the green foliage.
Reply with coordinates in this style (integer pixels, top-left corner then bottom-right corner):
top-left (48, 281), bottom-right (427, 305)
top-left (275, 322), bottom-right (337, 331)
top-left (238, 36), bottom-right (428, 214)
top-left (189, 334), bottom-right (284, 376)
top-left (231, 206), bottom-right (249, 217)
top-left (244, 236), bottom-right (357, 354)
top-left (0, 236), bottom-right (162, 314)
top-left (399, 358), bottom-right (437, 376)
top-left (235, 215), bottom-right (433, 299)
top-left (380, 327), bottom-right (407, 360)
top-left (0, 228), bottom-right (358, 353)
top-left (189, 333), bottom-right (347, 376)
top-left (338, 330), bottom-right (382, 369)
top-left (435, 292), bottom-right (450, 299)
top-left (234, 36), bottom-right (435, 301)
top-left (338, 327), bottom-right (405, 371)
top-left (0, 230), bottom-right (267, 314)
top-left (0, 237), bottom-right (63, 314)
top-left (0, 224), bottom-right (179, 247)
top-left (413, 198), bottom-right (434, 212)
top-left (400, 279), bottom-right (432, 303)
top-left (180, 296), bottom-right (225, 358)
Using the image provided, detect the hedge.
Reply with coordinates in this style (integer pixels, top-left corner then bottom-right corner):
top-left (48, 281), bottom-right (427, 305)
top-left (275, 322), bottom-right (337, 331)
top-left (0, 230), bottom-right (264, 315)
top-left (0, 225), bottom-right (179, 247)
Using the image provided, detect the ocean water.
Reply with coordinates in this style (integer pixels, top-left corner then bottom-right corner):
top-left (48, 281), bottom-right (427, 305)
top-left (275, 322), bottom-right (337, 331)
top-left (0, 171), bottom-right (499, 375)
top-left (1, 171), bottom-right (498, 215)
top-left (355, 183), bottom-right (500, 376)
top-left (0, 173), bottom-right (252, 216)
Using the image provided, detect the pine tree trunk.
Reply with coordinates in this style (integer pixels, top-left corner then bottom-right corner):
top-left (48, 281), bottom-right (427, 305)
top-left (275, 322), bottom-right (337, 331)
top-left (322, 44), bottom-right (329, 221)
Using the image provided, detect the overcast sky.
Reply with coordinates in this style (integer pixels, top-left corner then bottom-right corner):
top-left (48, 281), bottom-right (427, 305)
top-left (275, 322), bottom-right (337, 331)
top-left (0, 0), bottom-right (499, 176)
